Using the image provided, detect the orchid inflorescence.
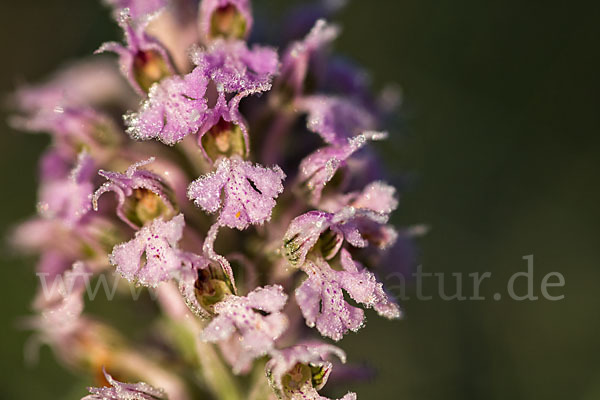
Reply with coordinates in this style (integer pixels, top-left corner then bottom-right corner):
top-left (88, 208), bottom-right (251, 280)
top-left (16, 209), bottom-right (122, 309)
top-left (10, 0), bottom-right (417, 399)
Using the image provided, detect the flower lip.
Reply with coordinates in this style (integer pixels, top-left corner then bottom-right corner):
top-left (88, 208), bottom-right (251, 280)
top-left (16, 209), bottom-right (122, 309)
top-left (187, 155), bottom-right (286, 230)
top-left (299, 131), bottom-right (388, 205)
top-left (201, 285), bottom-right (289, 374)
top-left (108, 214), bottom-right (185, 287)
top-left (266, 343), bottom-right (354, 400)
top-left (83, 367), bottom-right (167, 400)
top-left (93, 158), bottom-right (177, 229)
top-left (96, 9), bottom-right (175, 95)
top-left (125, 40), bottom-right (278, 149)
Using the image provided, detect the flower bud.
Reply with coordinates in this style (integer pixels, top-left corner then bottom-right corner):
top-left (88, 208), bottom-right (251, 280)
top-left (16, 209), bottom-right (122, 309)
top-left (199, 0), bottom-right (253, 42)
top-left (133, 49), bottom-right (173, 93)
top-left (193, 264), bottom-right (235, 313)
top-left (123, 188), bottom-right (177, 228)
top-left (201, 118), bottom-right (247, 162)
top-left (94, 158), bottom-right (179, 230)
top-left (210, 4), bottom-right (248, 40)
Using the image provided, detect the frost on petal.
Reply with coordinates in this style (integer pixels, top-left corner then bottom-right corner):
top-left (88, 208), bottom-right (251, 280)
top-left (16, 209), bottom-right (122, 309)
top-left (297, 95), bottom-right (376, 145)
top-left (192, 39), bottom-right (279, 95)
top-left (332, 181), bottom-right (398, 215)
top-left (266, 343), bottom-right (356, 400)
top-left (83, 368), bottom-right (167, 400)
top-left (283, 203), bottom-right (397, 271)
top-left (187, 156), bottom-right (286, 230)
top-left (338, 249), bottom-right (401, 320)
top-left (299, 131), bottom-right (387, 204)
top-left (104, 0), bottom-right (167, 20)
top-left (176, 250), bottom-right (237, 318)
top-left (37, 152), bottom-right (95, 227)
top-left (109, 214), bottom-right (185, 287)
top-left (97, 10), bottom-right (174, 94)
top-left (351, 181), bottom-right (398, 214)
top-left (279, 19), bottom-right (340, 97)
top-left (201, 285), bottom-right (288, 373)
top-left (197, 93), bottom-right (249, 162)
top-left (282, 211), bottom-right (336, 267)
top-left (217, 333), bottom-right (254, 375)
top-left (296, 252), bottom-right (399, 341)
top-left (93, 158), bottom-right (177, 229)
top-left (173, 40), bottom-right (278, 154)
top-left (125, 66), bottom-right (209, 145)
top-left (332, 207), bottom-right (397, 250)
top-left (199, 0), bottom-right (253, 41)
top-left (295, 258), bottom-right (364, 341)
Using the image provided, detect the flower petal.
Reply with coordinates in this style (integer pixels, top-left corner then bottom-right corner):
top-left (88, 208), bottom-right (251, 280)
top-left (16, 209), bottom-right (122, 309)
top-left (187, 156), bottom-right (285, 230)
top-left (125, 67), bottom-right (210, 145)
top-left (109, 214), bottom-right (185, 287)
top-left (201, 285), bottom-right (288, 371)
top-left (83, 368), bottom-right (167, 400)
top-left (297, 95), bottom-right (376, 145)
top-left (299, 131), bottom-right (387, 204)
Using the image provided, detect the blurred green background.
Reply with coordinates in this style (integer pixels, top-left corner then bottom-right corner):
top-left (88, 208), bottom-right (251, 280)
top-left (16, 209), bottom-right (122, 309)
top-left (1, 0), bottom-right (598, 399)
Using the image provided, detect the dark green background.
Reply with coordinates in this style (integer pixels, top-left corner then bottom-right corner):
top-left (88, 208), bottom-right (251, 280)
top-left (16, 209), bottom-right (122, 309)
top-left (1, 1), bottom-right (598, 399)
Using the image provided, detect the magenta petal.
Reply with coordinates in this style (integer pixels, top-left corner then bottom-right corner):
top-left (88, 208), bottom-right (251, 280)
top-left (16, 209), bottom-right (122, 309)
top-left (266, 343), bottom-right (356, 400)
top-left (176, 251), bottom-right (212, 318)
top-left (332, 207), bottom-right (397, 250)
top-left (199, 0), bottom-right (253, 41)
top-left (187, 156), bottom-right (286, 230)
top-left (93, 157), bottom-right (176, 228)
top-left (104, 0), bottom-right (167, 20)
top-left (282, 211), bottom-right (333, 267)
top-left (83, 368), bottom-right (166, 400)
top-left (299, 131), bottom-right (387, 204)
top-left (296, 258), bottom-right (365, 341)
top-left (283, 203), bottom-right (395, 268)
top-left (201, 285), bottom-right (288, 373)
top-left (296, 252), bottom-right (399, 341)
top-left (125, 67), bottom-right (209, 145)
top-left (279, 19), bottom-right (340, 97)
top-left (297, 95), bottom-right (376, 145)
top-left (109, 214), bottom-right (185, 287)
top-left (338, 249), bottom-right (401, 320)
top-left (37, 152), bottom-right (95, 227)
top-left (351, 181), bottom-right (398, 214)
top-left (191, 39), bottom-right (279, 95)
top-left (322, 180), bottom-right (398, 214)
top-left (96, 10), bottom-right (174, 95)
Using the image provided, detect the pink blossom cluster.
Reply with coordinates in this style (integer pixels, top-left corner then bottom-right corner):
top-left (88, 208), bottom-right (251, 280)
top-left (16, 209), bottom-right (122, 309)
top-left (10, 0), bottom-right (417, 399)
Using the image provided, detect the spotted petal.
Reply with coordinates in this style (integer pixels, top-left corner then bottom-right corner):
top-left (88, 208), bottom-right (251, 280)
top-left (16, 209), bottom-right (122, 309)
top-left (299, 131), bottom-right (387, 204)
top-left (266, 343), bottom-right (355, 400)
top-left (83, 368), bottom-right (166, 400)
top-left (97, 10), bottom-right (174, 94)
top-left (201, 285), bottom-right (288, 373)
top-left (93, 158), bottom-right (176, 229)
top-left (297, 95), bottom-right (376, 145)
top-left (125, 67), bottom-right (210, 145)
top-left (187, 156), bottom-right (285, 230)
top-left (109, 214), bottom-right (185, 287)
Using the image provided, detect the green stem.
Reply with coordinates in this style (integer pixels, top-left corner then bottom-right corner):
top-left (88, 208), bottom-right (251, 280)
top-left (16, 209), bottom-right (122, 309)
top-left (192, 322), bottom-right (243, 400)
